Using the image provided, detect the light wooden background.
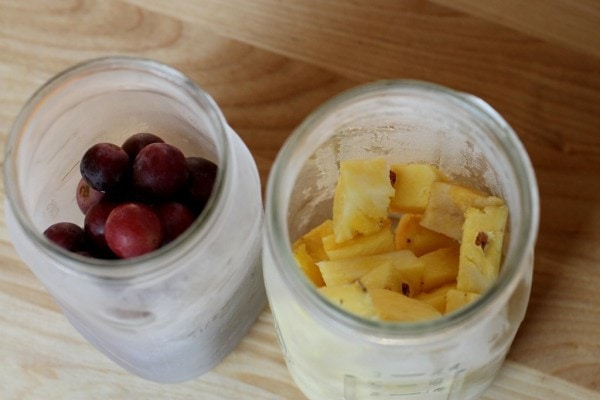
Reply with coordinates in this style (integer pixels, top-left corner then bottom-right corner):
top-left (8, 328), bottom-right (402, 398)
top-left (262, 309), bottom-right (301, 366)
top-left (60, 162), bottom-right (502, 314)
top-left (1, 1), bottom-right (599, 399)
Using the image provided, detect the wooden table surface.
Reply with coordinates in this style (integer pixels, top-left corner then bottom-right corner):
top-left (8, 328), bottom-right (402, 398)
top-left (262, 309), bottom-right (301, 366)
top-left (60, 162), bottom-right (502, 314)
top-left (1, 1), bottom-right (599, 399)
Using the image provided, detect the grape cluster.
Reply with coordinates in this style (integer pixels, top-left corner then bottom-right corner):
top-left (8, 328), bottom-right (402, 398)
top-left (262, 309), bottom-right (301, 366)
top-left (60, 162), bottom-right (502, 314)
top-left (43, 133), bottom-right (218, 259)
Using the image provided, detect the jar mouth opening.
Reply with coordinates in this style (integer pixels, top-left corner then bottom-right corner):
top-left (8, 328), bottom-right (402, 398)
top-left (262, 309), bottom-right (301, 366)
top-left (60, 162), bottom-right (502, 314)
top-left (265, 79), bottom-right (540, 338)
top-left (4, 56), bottom-right (231, 282)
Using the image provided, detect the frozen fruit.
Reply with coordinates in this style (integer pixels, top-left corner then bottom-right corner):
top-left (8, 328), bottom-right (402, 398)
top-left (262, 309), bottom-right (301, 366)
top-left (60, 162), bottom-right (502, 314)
top-left (319, 282), bottom-right (375, 318)
top-left (44, 133), bottom-right (218, 260)
top-left (292, 219), bottom-right (333, 263)
top-left (155, 201), bottom-right (196, 243)
top-left (133, 143), bottom-right (189, 199)
top-left (80, 143), bottom-right (130, 193)
top-left (292, 243), bottom-right (326, 287)
top-left (291, 156), bottom-right (508, 322)
top-left (76, 178), bottom-right (104, 214)
top-left (389, 163), bottom-right (448, 214)
top-left (358, 262), bottom-right (404, 293)
top-left (445, 289), bottom-right (480, 314)
top-left (415, 284), bottom-right (456, 314)
top-left (394, 213), bottom-right (457, 257)
top-left (185, 157), bottom-right (218, 214)
top-left (105, 203), bottom-right (164, 258)
top-left (43, 222), bottom-right (86, 253)
top-left (332, 158), bottom-right (394, 243)
top-left (122, 132), bottom-right (164, 160)
top-left (419, 246), bottom-right (460, 293)
top-left (457, 205), bottom-right (508, 294)
top-left (370, 288), bottom-right (442, 322)
top-left (420, 181), bottom-right (504, 241)
top-left (317, 250), bottom-right (417, 287)
top-left (322, 223), bottom-right (395, 261)
top-left (84, 201), bottom-right (118, 256)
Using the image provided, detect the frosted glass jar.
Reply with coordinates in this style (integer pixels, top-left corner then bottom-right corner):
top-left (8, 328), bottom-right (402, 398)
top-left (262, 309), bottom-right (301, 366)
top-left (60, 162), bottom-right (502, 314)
top-left (263, 81), bottom-right (539, 399)
top-left (4, 57), bottom-right (265, 383)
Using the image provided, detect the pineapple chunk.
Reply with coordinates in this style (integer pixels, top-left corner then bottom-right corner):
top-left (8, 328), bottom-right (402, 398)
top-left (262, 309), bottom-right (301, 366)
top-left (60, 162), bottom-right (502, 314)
top-left (322, 223), bottom-right (395, 260)
top-left (416, 283), bottom-right (456, 314)
top-left (332, 158), bottom-right (395, 243)
top-left (394, 213), bottom-right (457, 256)
top-left (358, 262), bottom-right (404, 292)
top-left (370, 289), bottom-right (442, 322)
top-left (419, 246), bottom-right (460, 292)
top-left (457, 205), bottom-right (508, 294)
top-left (292, 243), bottom-right (326, 287)
top-left (292, 219), bottom-right (333, 262)
top-left (319, 282), bottom-right (375, 318)
top-left (389, 163), bottom-right (448, 213)
top-left (395, 257), bottom-right (426, 297)
top-left (317, 250), bottom-right (418, 287)
top-left (420, 182), bottom-right (504, 240)
top-left (445, 289), bottom-right (481, 314)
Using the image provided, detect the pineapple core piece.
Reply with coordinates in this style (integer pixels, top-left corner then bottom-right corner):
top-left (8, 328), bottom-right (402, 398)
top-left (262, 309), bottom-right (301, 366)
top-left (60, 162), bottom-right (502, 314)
top-left (319, 282), bottom-right (375, 318)
top-left (420, 182), bottom-right (504, 241)
top-left (389, 163), bottom-right (448, 213)
top-left (445, 289), bottom-right (481, 314)
top-left (394, 213), bottom-right (457, 257)
top-left (370, 288), bottom-right (442, 322)
top-left (332, 158), bottom-right (395, 243)
top-left (322, 223), bottom-right (395, 261)
top-left (457, 205), bottom-right (509, 294)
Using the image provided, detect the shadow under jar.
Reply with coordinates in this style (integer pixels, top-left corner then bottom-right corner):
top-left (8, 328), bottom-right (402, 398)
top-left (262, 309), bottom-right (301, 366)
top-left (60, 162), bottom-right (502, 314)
top-left (263, 81), bottom-right (539, 400)
top-left (4, 57), bottom-right (265, 383)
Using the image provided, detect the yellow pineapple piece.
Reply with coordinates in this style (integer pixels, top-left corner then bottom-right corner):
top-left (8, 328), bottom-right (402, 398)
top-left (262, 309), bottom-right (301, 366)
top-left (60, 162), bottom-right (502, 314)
top-left (389, 163), bottom-right (448, 214)
top-left (317, 250), bottom-right (417, 287)
top-left (445, 289), bottom-right (481, 314)
top-left (332, 158), bottom-right (395, 243)
top-left (420, 182), bottom-right (504, 240)
top-left (416, 283), bottom-right (456, 314)
top-left (358, 262), bottom-right (404, 292)
top-left (292, 243), bottom-right (326, 287)
top-left (319, 282), bottom-right (375, 318)
top-left (394, 213), bottom-right (457, 256)
top-left (322, 223), bottom-right (395, 260)
top-left (395, 257), bottom-right (426, 297)
top-left (457, 205), bottom-right (509, 294)
top-left (292, 219), bottom-right (333, 262)
top-left (370, 288), bottom-right (442, 322)
top-left (419, 246), bottom-right (460, 292)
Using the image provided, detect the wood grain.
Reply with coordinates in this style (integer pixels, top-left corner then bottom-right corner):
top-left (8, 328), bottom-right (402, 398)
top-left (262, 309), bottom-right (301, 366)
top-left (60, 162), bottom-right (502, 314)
top-left (1, 0), bottom-right (599, 398)
top-left (432, 0), bottom-right (600, 59)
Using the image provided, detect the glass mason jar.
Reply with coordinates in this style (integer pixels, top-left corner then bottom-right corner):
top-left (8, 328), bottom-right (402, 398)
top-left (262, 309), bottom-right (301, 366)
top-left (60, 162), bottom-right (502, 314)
top-left (263, 81), bottom-right (539, 399)
top-left (4, 57), bottom-right (265, 383)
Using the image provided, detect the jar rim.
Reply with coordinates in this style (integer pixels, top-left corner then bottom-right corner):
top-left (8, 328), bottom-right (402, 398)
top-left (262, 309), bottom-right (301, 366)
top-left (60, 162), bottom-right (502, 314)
top-left (265, 79), bottom-right (540, 338)
top-left (4, 56), bottom-right (232, 282)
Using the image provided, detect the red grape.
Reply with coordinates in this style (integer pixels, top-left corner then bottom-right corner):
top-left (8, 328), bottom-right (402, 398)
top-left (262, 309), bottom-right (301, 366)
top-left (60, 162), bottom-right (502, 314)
top-left (105, 203), bottom-right (165, 258)
top-left (122, 132), bottom-right (164, 160)
top-left (76, 178), bottom-right (104, 214)
top-left (84, 201), bottom-right (118, 257)
top-left (185, 157), bottom-right (217, 214)
top-left (45, 133), bottom-right (212, 260)
top-left (43, 222), bottom-right (87, 252)
top-left (155, 202), bottom-right (195, 243)
top-left (132, 143), bottom-right (189, 199)
top-left (80, 143), bottom-right (130, 193)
